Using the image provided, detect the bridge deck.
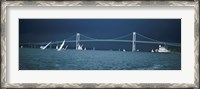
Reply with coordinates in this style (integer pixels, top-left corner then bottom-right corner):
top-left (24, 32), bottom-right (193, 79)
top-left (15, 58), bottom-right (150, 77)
top-left (20, 40), bottom-right (181, 47)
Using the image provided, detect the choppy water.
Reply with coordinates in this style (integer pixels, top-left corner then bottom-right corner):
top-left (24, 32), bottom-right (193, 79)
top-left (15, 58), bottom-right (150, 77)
top-left (19, 48), bottom-right (181, 70)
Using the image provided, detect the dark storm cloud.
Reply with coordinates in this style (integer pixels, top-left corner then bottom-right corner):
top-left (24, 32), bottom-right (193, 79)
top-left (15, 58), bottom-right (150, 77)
top-left (19, 19), bottom-right (181, 51)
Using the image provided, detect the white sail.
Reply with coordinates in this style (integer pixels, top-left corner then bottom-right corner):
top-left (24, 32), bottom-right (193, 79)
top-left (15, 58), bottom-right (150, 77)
top-left (56, 45), bottom-right (58, 49)
top-left (57, 40), bottom-right (65, 51)
top-left (151, 49), bottom-right (154, 52)
top-left (77, 44), bottom-right (83, 50)
top-left (64, 45), bottom-right (68, 50)
top-left (123, 49), bottom-right (126, 52)
top-left (40, 41), bottom-right (51, 50)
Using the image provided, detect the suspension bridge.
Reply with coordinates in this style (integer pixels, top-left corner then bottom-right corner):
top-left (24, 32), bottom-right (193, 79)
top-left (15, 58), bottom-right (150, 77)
top-left (20, 32), bottom-right (181, 51)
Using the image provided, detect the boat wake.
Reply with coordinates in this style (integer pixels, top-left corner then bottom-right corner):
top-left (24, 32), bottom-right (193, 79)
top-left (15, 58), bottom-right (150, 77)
top-left (137, 64), bottom-right (163, 70)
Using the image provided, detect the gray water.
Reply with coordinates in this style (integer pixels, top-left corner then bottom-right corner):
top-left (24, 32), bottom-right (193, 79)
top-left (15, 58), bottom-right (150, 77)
top-left (19, 48), bottom-right (181, 70)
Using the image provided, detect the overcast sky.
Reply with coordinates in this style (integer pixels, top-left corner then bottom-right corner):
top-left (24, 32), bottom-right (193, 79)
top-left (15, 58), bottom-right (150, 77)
top-left (19, 19), bottom-right (181, 51)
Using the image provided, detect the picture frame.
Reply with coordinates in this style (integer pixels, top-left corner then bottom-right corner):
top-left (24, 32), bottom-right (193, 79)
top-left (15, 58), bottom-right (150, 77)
top-left (1, 0), bottom-right (199, 89)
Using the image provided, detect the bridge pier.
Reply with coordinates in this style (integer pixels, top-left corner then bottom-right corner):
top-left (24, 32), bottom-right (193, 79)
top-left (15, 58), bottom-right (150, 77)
top-left (76, 33), bottom-right (80, 50)
top-left (132, 32), bottom-right (136, 52)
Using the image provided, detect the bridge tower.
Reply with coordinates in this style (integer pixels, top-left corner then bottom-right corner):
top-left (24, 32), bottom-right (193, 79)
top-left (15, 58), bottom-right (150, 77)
top-left (76, 33), bottom-right (80, 50)
top-left (132, 32), bottom-right (136, 52)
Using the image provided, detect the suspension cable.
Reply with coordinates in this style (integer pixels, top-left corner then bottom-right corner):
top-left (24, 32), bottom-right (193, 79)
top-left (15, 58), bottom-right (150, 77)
top-left (80, 33), bottom-right (132, 40)
top-left (80, 34), bottom-right (97, 40)
top-left (111, 33), bottom-right (132, 40)
top-left (65, 35), bottom-right (76, 40)
top-left (136, 33), bottom-right (162, 42)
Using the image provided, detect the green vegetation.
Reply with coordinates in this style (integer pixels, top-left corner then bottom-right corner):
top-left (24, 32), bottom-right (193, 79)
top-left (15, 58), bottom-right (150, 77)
top-left (169, 48), bottom-right (181, 53)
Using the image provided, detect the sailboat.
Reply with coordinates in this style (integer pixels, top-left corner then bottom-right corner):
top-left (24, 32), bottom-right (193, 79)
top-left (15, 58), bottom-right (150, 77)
top-left (40, 41), bottom-right (51, 50)
top-left (151, 49), bottom-right (154, 52)
top-left (123, 49), bottom-right (126, 52)
top-left (77, 44), bottom-right (83, 50)
top-left (64, 45), bottom-right (68, 50)
top-left (56, 45), bottom-right (58, 49)
top-left (57, 40), bottom-right (65, 51)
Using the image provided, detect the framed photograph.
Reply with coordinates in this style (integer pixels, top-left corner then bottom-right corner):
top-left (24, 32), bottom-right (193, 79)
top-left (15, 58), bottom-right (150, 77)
top-left (1, 0), bottom-right (199, 89)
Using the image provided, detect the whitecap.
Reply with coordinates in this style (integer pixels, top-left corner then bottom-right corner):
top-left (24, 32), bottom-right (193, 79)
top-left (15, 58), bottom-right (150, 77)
top-left (55, 64), bottom-right (60, 67)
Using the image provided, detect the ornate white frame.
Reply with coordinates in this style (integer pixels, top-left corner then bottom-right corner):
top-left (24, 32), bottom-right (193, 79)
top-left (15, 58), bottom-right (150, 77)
top-left (1, 1), bottom-right (199, 89)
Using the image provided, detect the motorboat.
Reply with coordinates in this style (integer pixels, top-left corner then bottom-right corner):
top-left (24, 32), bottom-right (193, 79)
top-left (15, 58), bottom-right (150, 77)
top-left (158, 45), bottom-right (170, 52)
